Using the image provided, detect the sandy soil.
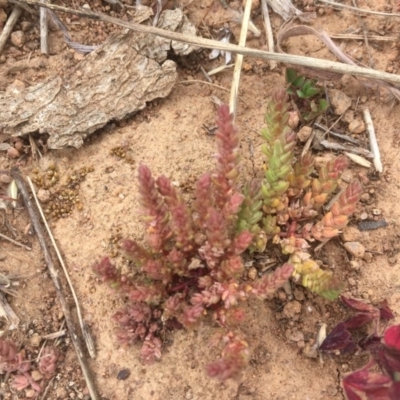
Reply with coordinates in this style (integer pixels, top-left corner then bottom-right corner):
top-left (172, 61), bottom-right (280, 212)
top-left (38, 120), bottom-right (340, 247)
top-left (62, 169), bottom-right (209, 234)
top-left (0, 0), bottom-right (400, 399)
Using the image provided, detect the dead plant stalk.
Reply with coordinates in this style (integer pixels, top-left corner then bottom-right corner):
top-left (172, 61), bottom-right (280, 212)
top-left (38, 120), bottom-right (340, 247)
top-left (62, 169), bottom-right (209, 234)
top-left (10, 168), bottom-right (100, 400)
top-left (11, 0), bottom-right (400, 86)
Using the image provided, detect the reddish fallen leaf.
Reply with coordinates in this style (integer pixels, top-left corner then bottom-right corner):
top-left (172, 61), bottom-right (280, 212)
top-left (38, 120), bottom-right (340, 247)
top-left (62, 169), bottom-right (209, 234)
top-left (379, 301), bottom-right (395, 321)
top-left (341, 296), bottom-right (379, 314)
top-left (344, 313), bottom-right (376, 330)
top-left (320, 322), bottom-right (355, 352)
top-left (343, 370), bottom-right (392, 400)
top-left (384, 326), bottom-right (400, 351)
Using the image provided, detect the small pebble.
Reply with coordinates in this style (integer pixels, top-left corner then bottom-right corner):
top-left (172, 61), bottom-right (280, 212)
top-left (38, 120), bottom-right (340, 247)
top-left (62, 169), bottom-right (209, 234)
top-left (277, 289), bottom-right (287, 302)
top-left (25, 389), bottom-right (37, 398)
top-left (344, 242), bottom-right (365, 258)
top-left (247, 267), bottom-right (257, 280)
top-left (117, 369), bottom-right (130, 380)
top-left (297, 126), bottom-right (312, 142)
top-left (341, 226), bottom-right (360, 242)
top-left (37, 189), bottom-right (51, 203)
top-left (0, 174), bottom-right (11, 184)
top-left (348, 277), bottom-right (357, 286)
top-left (10, 30), bottom-right (25, 47)
top-left (21, 21), bottom-right (32, 32)
top-left (282, 301), bottom-right (302, 319)
top-left (31, 370), bottom-right (43, 381)
top-left (360, 193), bottom-right (370, 202)
top-left (348, 119), bottom-right (365, 134)
top-left (288, 111), bottom-right (300, 129)
top-left (342, 110), bottom-right (354, 124)
top-left (327, 89), bottom-right (352, 115)
top-left (363, 252), bottom-right (373, 262)
top-left (30, 333), bottom-right (42, 348)
top-left (349, 260), bottom-right (360, 271)
top-left (293, 288), bottom-right (305, 302)
top-left (358, 219), bottom-right (388, 231)
top-left (7, 147), bottom-right (20, 159)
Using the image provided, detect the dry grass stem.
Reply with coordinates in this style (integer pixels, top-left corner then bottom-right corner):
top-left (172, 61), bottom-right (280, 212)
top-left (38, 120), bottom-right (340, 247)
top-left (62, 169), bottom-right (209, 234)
top-left (320, 140), bottom-right (373, 158)
top-left (314, 122), bottom-right (362, 146)
top-left (261, 0), bottom-right (277, 69)
top-left (27, 177), bottom-right (96, 359)
top-left (0, 291), bottom-right (20, 329)
top-left (42, 330), bottom-right (67, 340)
top-left (330, 33), bottom-right (397, 42)
top-left (40, 1), bottom-right (49, 54)
top-left (363, 108), bottom-right (382, 172)
top-left (11, 168), bottom-right (100, 400)
top-left (12, 0), bottom-right (400, 86)
top-left (317, 0), bottom-right (400, 18)
top-left (0, 6), bottom-right (22, 55)
top-left (229, 0), bottom-right (252, 118)
top-left (0, 232), bottom-right (32, 251)
top-left (344, 152), bottom-right (372, 169)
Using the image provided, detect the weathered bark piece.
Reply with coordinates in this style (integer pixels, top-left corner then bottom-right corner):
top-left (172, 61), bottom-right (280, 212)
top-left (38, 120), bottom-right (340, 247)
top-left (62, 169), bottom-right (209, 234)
top-left (0, 9), bottom-right (196, 149)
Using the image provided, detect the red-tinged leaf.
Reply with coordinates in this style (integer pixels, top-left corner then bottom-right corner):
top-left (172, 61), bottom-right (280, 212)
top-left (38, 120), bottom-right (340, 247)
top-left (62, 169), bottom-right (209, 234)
top-left (343, 386), bottom-right (363, 400)
top-left (344, 370), bottom-right (392, 393)
top-left (390, 382), bottom-right (400, 398)
top-left (365, 387), bottom-right (394, 400)
top-left (379, 347), bottom-right (400, 380)
top-left (360, 335), bottom-right (382, 355)
top-left (320, 322), bottom-right (354, 351)
top-left (384, 326), bottom-right (400, 351)
top-left (379, 300), bottom-right (395, 321)
top-left (344, 313), bottom-right (377, 330)
top-left (341, 296), bottom-right (378, 314)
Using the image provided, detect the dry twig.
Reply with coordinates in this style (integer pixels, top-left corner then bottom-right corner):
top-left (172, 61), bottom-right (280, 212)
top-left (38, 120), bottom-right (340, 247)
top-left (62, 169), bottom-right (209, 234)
top-left (0, 291), bottom-right (20, 329)
top-left (0, 6), bottom-right (22, 55)
top-left (363, 108), bottom-right (382, 172)
top-left (261, 0), bottom-right (277, 69)
top-left (10, 0), bottom-right (400, 86)
top-left (40, 1), bottom-right (49, 54)
top-left (320, 140), bottom-right (373, 158)
top-left (316, 0), bottom-right (400, 18)
top-left (314, 122), bottom-right (362, 146)
top-left (10, 168), bottom-right (100, 400)
top-left (0, 232), bottom-right (32, 250)
top-left (27, 177), bottom-right (96, 359)
top-left (229, 0), bottom-right (252, 117)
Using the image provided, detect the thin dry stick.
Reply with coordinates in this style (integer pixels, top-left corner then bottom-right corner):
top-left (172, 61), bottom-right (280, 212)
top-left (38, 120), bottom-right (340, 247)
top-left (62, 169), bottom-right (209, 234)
top-left (317, 0), bottom-right (400, 17)
top-left (179, 79), bottom-right (230, 93)
top-left (40, 2), bottom-right (49, 54)
top-left (0, 6), bottom-right (23, 55)
top-left (0, 232), bottom-right (32, 250)
top-left (363, 108), bottom-right (382, 172)
top-left (330, 33), bottom-right (397, 42)
top-left (0, 291), bottom-right (20, 329)
top-left (27, 177), bottom-right (96, 359)
top-left (11, 0), bottom-right (400, 86)
top-left (229, 0), bottom-right (252, 117)
top-left (314, 122), bottom-right (361, 145)
top-left (320, 140), bottom-right (373, 158)
top-left (10, 168), bottom-right (99, 400)
top-left (42, 330), bottom-right (67, 340)
top-left (261, 0), bottom-right (277, 69)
